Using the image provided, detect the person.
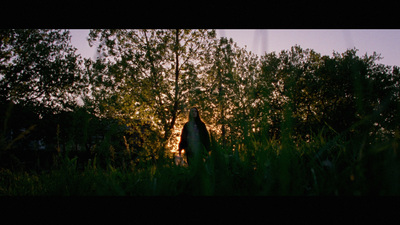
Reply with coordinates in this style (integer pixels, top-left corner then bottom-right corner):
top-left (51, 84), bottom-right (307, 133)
top-left (178, 107), bottom-right (211, 165)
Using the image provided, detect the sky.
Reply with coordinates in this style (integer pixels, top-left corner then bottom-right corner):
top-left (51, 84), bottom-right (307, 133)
top-left (70, 29), bottom-right (400, 67)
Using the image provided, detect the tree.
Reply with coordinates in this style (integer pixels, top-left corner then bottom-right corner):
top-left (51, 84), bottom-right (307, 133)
top-left (0, 29), bottom-right (84, 113)
top-left (257, 51), bottom-right (283, 139)
top-left (85, 29), bottom-right (216, 157)
top-left (258, 45), bottom-right (400, 141)
top-left (202, 37), bottom-right (260, 148)
top-left (258, 46), bottom-right (317, 140)
top-left (320, 49), bottom-right (400, 139)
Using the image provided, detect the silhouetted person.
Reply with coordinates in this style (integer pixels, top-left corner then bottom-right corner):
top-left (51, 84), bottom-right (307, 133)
top-left (178, 107), bottom-right (211, 166)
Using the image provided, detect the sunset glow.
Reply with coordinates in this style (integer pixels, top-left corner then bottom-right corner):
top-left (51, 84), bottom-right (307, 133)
top-left (2, 29), bottom-right (399, 196)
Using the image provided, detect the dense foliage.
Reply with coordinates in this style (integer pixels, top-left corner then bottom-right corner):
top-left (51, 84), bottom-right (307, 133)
top-left (1, 29), bottom-right (399, 195)
top-left (0, 29), bottom-right (85, 113)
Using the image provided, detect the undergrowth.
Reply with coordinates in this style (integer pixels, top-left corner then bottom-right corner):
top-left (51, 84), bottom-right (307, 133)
top-left (1, 129), bottom-right (399, 196)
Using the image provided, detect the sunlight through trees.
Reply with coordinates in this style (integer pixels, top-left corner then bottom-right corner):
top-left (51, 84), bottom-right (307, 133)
top-left (1, 29), bottom-right (400, 195)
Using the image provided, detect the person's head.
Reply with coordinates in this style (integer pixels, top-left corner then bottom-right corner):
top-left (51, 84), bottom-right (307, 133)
top-left (189, 107), bottom-right (200, 121)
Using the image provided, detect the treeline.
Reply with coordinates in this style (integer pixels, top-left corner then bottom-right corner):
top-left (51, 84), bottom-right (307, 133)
top-left (1, 29), bottom-right (399, 171)
top-left (84, 29), bottom-right (400, 153)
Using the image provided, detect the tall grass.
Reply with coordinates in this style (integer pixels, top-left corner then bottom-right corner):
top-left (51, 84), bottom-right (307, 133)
top-left (1, 126), bottom-right (398, 196)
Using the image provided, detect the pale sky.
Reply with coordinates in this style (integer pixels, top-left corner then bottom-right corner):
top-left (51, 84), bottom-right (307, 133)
top-left (70, 29), bottom-right (400, 67)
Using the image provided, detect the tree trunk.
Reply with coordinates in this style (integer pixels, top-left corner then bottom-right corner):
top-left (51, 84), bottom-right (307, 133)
top-left (162, 29), bottom-right (181, 154)
top-left (218, 66), bottom-right (226, 148)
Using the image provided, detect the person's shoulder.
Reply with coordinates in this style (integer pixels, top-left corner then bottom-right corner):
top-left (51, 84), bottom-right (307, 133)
top-left (198, 120), bottom-right (207, 128)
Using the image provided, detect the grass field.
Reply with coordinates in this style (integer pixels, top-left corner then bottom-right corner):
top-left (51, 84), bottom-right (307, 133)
top-left (1, 128), bottom-right (398, 196)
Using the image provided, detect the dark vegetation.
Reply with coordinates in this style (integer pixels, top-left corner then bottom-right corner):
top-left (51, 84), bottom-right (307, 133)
top-left (0, 29), bottom-right (399, 195)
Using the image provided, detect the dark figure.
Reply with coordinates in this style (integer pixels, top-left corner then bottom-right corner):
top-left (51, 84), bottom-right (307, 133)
top-left (178, 107), bottom-right (211, 165)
